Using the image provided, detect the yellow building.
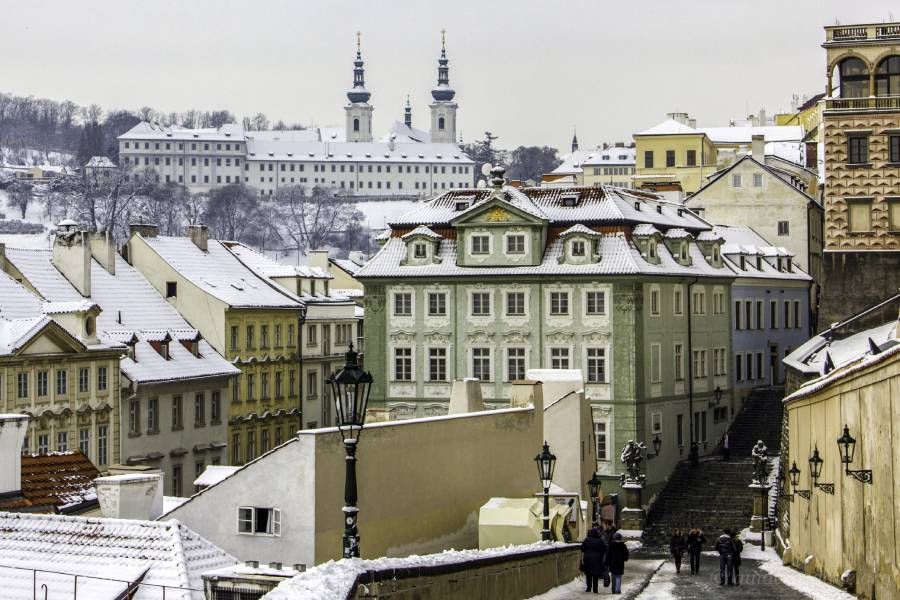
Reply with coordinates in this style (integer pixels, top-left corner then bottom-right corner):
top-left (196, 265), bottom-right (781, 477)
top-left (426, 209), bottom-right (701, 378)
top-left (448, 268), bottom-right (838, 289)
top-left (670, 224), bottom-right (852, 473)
top-left (781, 310), bottom-right (900, 599)
top-left (125, 224), bottom-right (304, 465)
top-left (632, 115), bottom-right (718, 195)
top-left (0, 267), bottom-right (121, 469)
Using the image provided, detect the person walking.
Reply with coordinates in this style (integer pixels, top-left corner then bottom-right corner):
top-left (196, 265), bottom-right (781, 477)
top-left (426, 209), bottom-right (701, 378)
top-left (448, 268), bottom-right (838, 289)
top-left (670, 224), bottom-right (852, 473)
top-left (715, 528), bottom-right (735, 585)
top-left (722, 432), bottom-right (731, 462)
top-left (686, 528), bottom-right (706, 575)
top-left (580, 527), bottom-right (607, 594)
top-left (731, 529), bottom-right (744, 586)
top-left (597, 520), bottom-right (615, 587)
top-left (605, 532), bottom-right (629, 594)
top-left (669, 528), bottom-right (686, 574)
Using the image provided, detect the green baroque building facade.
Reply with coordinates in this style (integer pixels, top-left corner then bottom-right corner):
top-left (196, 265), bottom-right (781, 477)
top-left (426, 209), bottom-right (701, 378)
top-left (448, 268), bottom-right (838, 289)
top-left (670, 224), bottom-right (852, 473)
top-left (358, 177), bottom-right (736, 489)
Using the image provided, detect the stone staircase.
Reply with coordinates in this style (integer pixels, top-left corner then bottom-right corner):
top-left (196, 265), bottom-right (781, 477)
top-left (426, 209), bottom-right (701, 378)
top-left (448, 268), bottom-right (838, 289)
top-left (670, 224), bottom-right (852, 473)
top-left (641, 387), bottom-right (784, 548)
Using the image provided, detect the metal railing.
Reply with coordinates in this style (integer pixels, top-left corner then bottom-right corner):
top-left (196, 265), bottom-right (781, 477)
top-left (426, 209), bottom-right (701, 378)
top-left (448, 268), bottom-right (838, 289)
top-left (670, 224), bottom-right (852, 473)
top-left (1, 563), bottom-right (202, 599)
top-left (826, 23), bottom-right (900, 42)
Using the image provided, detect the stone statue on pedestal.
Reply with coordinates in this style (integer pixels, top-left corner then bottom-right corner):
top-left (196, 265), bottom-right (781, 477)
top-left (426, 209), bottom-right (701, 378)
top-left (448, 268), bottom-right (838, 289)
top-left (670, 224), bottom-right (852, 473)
top-left (751, 440), bottom-right (769, 485)
top-left (620, 439), bottom-right (646, 484)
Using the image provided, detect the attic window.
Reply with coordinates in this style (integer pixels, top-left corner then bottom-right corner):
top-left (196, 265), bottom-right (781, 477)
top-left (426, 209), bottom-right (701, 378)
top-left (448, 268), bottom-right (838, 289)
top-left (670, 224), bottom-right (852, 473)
top-left (413, 243), bottom-right (427, 258)
top-left (756, 256), bottom-right (763, 270)
top-left (455, 201), bottom-right (469, 211)
top-left (712, 245), bottom-right (721, 262)
top-left (656, 205), bottom-right (662, 214)
top-left (571, 240), bottom-right (586, 257)
top-left (561, 194), bottom-right (579, 207)
top-left (85, 316), bottom-right (95, 336)
top-left (634, 201), bottom-right (641, 211)
top-left (649, 240), bottom-right (658, 260)
top-left (680, 243), bottom-right (688, 261)
top-left (166, 281), bottom-right (177, 298)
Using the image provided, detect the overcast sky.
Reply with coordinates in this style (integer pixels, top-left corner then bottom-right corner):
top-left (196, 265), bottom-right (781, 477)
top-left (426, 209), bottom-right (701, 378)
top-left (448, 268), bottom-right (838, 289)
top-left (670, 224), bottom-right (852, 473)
top-left (1, 1), bottom-right (896, 152)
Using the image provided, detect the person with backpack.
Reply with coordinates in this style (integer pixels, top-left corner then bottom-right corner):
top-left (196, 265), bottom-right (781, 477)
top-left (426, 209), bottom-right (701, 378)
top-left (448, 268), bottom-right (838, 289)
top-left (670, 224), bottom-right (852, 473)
top-left (669, 528), bottom-right (687, 574)
top-left (580, 527), bottom-right (607, 594)
top-left (731, 529), bottom-right (744, 585)
top-left (605, 532), bottom-right (629, 594)
top-left (686, 528), bottom-right (706, 575)
top-left (715, 528), bottom-right (735, 585)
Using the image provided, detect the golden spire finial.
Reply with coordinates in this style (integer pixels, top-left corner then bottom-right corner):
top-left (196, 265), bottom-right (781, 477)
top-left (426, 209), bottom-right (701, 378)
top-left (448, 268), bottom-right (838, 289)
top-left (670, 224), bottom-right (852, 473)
top-left (441, 29), bottom-right (446, 51)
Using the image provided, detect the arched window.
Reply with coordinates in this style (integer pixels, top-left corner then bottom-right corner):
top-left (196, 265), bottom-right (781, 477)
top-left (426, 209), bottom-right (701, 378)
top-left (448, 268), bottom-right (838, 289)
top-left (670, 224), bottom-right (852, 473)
top-left (875, 56), bottom-right (900, 96)
top-left (438, 116), bottom-right (446, 131)
top-left (838, 57), bottom-right (869, 98)
top-left (353, 118), bottom-right (360, 132)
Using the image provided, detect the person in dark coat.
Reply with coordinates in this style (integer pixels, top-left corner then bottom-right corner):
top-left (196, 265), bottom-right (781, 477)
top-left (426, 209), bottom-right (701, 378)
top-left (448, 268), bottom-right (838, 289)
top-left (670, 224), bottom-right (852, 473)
top-left (597, 520), bottom-right (615, 586)
top-left (715, 528), bottom-right (735, 585)
top-left (580, 527), bottom-right (607, 594)
top-left (605, 532), bottom-right (629, 594)
top-left (722, 433), bottom-right (731, 462)
top-left (731, 529), bottom-right (744, 585)
top-left (686, 528), bottom-right (706, 575)
top-left (669, 528), bottom-right (687, 574)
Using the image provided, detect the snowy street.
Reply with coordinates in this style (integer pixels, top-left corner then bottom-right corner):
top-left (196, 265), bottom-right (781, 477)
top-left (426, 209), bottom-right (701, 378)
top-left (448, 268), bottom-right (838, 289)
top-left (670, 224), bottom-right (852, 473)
top-left (530, 546), bottom-right (856, 600)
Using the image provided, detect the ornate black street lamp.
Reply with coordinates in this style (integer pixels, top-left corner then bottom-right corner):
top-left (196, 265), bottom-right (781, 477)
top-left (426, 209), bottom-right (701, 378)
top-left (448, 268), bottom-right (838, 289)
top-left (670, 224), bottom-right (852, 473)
top-left (781, 461), bottom-right (810, 501)
top-left (535, 441), bottom-right (557, 541)
top-left (586, 472), bottom-right (602, 525)
top-left (326, 343), bottom-right (373, 558)
top-left (651, 434), bottom-right (662, 456)
top-left (809, 446), bottom-right (834, 495)
top-left (837, 425), bottom-right (873, 484)
top-left (714, 385), bottom-right (723, 405)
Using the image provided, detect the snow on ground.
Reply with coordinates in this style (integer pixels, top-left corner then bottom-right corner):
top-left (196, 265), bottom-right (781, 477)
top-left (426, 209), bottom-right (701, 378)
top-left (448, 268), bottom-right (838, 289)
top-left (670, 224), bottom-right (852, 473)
top-left (741, 545), bottom-right (856, 600)
top-left (264, 542), bottom-right (568, 600)
top-left (527, 558), bottom-right (664, 600)
top-left (632, 560), bottom-right (678, 600)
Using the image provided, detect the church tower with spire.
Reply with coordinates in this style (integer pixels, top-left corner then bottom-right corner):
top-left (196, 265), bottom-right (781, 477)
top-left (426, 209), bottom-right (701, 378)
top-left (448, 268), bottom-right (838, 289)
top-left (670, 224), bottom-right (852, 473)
top-left (404, 95), bottom-right (412, 128)
top-left (345, 32), bottom-right (374, 143)
top-left (429, 31), bottom-right (458, 144)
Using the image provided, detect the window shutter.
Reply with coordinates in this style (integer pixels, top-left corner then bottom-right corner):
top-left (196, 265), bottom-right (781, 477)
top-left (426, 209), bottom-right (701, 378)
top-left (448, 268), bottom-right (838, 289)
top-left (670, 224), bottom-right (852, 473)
top-left (274, 509), bottom-right (282, 536)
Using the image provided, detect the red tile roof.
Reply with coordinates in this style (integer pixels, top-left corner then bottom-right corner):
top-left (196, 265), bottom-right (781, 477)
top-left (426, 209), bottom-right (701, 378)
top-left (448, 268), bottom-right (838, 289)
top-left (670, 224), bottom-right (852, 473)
top-left (0, 451), bottom-right (100, 514)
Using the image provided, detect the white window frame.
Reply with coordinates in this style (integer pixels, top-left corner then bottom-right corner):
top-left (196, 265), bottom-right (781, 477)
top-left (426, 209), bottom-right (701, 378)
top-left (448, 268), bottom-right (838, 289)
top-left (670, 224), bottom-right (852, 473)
top-left (673, 286), bottom-right (683, 316)
top-left (505, 232), bottom-right (527, 255)
top-left (428, 347), bottom-right (448, 382)
top-left (393, 347), bottom-right (413, 381)
top-left (549, 291), bottom-right (570, 316)
top-left (732, 174), bottom-right (742, 187)
top-left (570, 239), bottom-right (586, 257)
top-left (673, 343), bottom-right (684, 381)
top-left (505, 291), bottom-right (527, 316)
top-left (585, 290), bottom-right (606, 316)
top-left (470, 290), bottom-right (492, 316)
top-left (586, 347), bottom-right (607, 383)
top-left (237, 506), bottom-right (282, 536)
top-left (506, 347), bottom-right (527, 382)
top-left (693, 348), bottom-right (707, 379)
top-left (594, 420), bottom-right (609, 462)
top-left (470, 234), bottom-right (491, 255)
top-left (427, 291), bottom-right (447, 316)
top-left (471, 347), bottom-right (492, 382)
top-left (650, 287), bottom-right (660, 316)
top-left (549, 347), bottom-right (570, 370)
top-left (392, 291), bottom-right (414, 317)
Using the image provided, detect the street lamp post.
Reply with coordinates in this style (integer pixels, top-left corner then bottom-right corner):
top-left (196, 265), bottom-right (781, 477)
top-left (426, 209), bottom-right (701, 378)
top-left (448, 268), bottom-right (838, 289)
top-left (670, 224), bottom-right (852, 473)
top-left (326, 343), bottom-right (373, 559)
top-left (837, 425), bottom-right (873, 484)
top-left (535, 441), bottom-right (557, 541)
top-left (809, 446), bottom-right (835, 495)
top-left (586, 472), bottom-right (602, 526)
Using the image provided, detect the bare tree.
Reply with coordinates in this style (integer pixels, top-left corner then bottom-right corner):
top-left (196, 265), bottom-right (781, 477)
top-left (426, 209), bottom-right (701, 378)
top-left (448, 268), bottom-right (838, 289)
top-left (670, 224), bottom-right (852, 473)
top-left (7, 180), bottom-right (34, 219)
top-left (57, 165), bottom-right (158, 237)
top-left (203, 183), bottom-right (261, 241)
top-left (137, 106), bottom-right (156, 123)
top-left (276, 185), bottom-right (363, 254)
top-left (251, 113), bottom-right (269, 131)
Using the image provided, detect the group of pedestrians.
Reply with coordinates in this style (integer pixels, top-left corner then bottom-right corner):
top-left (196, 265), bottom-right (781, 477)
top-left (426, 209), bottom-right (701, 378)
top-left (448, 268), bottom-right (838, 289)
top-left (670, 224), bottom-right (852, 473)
top-left (669, 527), bottom-right (744, 584)
top-left (580, 520), bottom-right (630, 594)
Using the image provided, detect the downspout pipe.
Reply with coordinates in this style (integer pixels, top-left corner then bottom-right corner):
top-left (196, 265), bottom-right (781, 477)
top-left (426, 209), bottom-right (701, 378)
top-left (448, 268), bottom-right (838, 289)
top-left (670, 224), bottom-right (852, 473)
top-left (686, 277), bottom-right (699, 450)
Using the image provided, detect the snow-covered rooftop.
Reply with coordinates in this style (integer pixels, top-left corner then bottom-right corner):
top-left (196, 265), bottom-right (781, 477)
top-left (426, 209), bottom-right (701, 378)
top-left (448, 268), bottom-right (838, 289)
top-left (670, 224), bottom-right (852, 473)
top-left (223, 242), bottom-right (332, 280)
top-left (714, 226), bottom-right (811, 282)
top-left (636, 118), bottom-right (804, 145)
top-left (0, 511), bottom-right (235, 600)
top-left (193, 465), bottom-right (240, 488)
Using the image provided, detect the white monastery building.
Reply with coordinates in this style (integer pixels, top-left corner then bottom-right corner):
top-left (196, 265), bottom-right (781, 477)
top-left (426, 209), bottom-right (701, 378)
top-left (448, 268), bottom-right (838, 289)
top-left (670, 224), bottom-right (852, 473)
top-left (118, 34), bottom-right (474, 197)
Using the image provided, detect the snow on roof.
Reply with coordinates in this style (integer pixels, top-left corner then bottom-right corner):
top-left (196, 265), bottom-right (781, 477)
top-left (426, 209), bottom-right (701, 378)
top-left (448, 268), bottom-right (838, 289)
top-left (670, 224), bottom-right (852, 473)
top-left (331, 257), bottom-right (363, 275)
top-left (558, 223), bottom-right (599, 238)
top-left (118, 121), bottom-right (245, 142)
top-left (580, 146), bottom-right (636, 167)
top-left (664, 228), bottom-right (692, 239)
top-left (4, 249), bottom-right (238, 383)
top-left (245, 138), bottom-right (471, 164)
top-left (785, 319), bottom-right (898, 378)
top-left (0, 269), bottom-right (43, 319)
top-left (0, 316), bottom-right (56, 355)
top-left (140, 237), bottom-right (301, 309)
top-left (357, 232), bottom-right (730, 280)
top-left (193, 465), bottom-right (240, 487)
top-left (632, 224), bottom-right (661, 237)
top-left (0, 451), bottom-right (99, 513)
top-left (636, 118), bottom-right (699, 136)
top-left (401, 225), bottom-right (443, 240)
top-left (715, 225), bottom-right (810, 282)
top-left (381, 120), bottom-right (432, 144)
top-left (374, 229), bottom-right (391, 241)
top-left (42, 300), bottom-right (99, 314)
top-left (333, 288), bottom-right (363, 298)
top-left (786, 338), bottom-right (900, 402)
top-left (224, 242), bottom-right (332, 280)
top-left (0, 511), bottom-right (236, 600)
top-left (700, 125), bottom-right (803, 144)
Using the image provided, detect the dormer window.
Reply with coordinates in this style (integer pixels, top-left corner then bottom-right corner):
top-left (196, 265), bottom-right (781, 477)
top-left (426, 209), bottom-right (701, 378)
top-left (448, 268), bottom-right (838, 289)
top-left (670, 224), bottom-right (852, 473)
top-left (561, 194), bottom-right (579, 207)
top-left (85, 316), bottom-right (95, 337)
top-left (166, 281), bottom-right (177, 298)
top-left (471, 235), bottom-right (490, 255)
top-left (649, 241), bottom-right (658, 260)
top-left (455, 201), bottom-right (469, 211)
top-left (756, 256), bottom-right (763, 270)
top-left (712, 245), bottom-right (721, 262)
top-left (739, 256), bottom-right (746, 270)
top-left (506, 234), bottom-right (526, 254)
top-left (571, 240), bottom-right (586, 257)
top-left (160, 341), bottom-right (170, 360)
top-left (680, 243), bottom-right (688, 261)
top-left (413, 243), bottom-right (427, 258)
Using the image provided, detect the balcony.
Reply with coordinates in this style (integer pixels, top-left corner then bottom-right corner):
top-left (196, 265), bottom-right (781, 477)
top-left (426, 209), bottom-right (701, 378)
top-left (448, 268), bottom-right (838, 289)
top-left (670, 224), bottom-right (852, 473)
top-left (825, 23), bottom-right (900, 44)
top-left (825, 95), bottom-right (900, 112)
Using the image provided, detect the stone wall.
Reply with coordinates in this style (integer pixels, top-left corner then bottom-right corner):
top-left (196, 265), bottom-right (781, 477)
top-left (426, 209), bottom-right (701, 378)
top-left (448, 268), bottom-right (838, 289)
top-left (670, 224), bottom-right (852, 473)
top-left (348, 545), bottom-right (581, 600)
top-left (820, 252), bottom-right (900, 328)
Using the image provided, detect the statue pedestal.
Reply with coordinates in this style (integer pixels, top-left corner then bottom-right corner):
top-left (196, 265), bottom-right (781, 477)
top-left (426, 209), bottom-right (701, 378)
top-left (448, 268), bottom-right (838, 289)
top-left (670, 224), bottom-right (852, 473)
top-left (749, 484), bottom-right (771, 533)
top-left (620, 482), bottom-right (645, 531)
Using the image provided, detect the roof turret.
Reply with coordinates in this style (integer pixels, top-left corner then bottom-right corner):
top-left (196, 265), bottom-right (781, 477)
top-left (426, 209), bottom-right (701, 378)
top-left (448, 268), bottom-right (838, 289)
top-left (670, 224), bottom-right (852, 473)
top-left (347, 32), bottom-right (372, 104)
top-left (431, 30), bottom-right (456, 102)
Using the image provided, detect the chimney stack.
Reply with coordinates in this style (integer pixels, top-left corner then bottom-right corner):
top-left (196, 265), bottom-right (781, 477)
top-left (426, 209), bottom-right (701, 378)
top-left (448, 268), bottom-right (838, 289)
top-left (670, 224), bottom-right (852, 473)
top-left (308, 250), bottom-right (330, 271)
top-left (188, 224), bottom-right (209, 252)
top-left (129, 223), bottom-right (159, 239)
top-left (0, 415), bottom-right (28, 496)
top-left (90, 231), bottom-right (116, 276)
top-left (751, 134), bottom-right (765, 161)
top-left (95, 473), bottom-right (164, 520)
top-left (448, 378), bottom-right (484, 414)
top-left (52, 229), bottom-right (91, 297)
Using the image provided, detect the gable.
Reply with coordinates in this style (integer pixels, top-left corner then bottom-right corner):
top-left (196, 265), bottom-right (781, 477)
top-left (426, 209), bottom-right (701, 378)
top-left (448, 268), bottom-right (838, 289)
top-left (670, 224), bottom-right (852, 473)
top-left (686, 157), bottom-right (809, 207)
top-left (17, 322), bottom-right (87, 356)
top-left (451, 196), bottom-right (546, 227)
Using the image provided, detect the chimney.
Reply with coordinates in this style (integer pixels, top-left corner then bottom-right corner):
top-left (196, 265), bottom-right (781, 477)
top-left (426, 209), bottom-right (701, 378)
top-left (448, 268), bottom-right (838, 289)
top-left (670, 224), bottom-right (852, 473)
top-left (52, 229), bottom-right (91, 297)
top-left (188, 224), bottom-right (208, 252)
top-left (448, 378), bottom-right (484, 414)
top-left (667, 112), bottom-right (689, 125)
top-left (687, 118), bottom-right (697, 129)
top-left (308, 250), bottom-right (330, 271)
top-left (0, 415), bottom-right (28, 496)
top-left (752, 134), bottom-right (765, 161)
top-left (759, 107), bottom-right (767, 125)
top-left (90, 231), bottom-right (116, 275)
top-left (129, 223), bottom-right (159, 239)
top-left (348, 251), bottom-right (367, 266)
top-left (510, 380), bottom-right (544, 412)
top-left (95, 473), bottom-right (164, 520)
